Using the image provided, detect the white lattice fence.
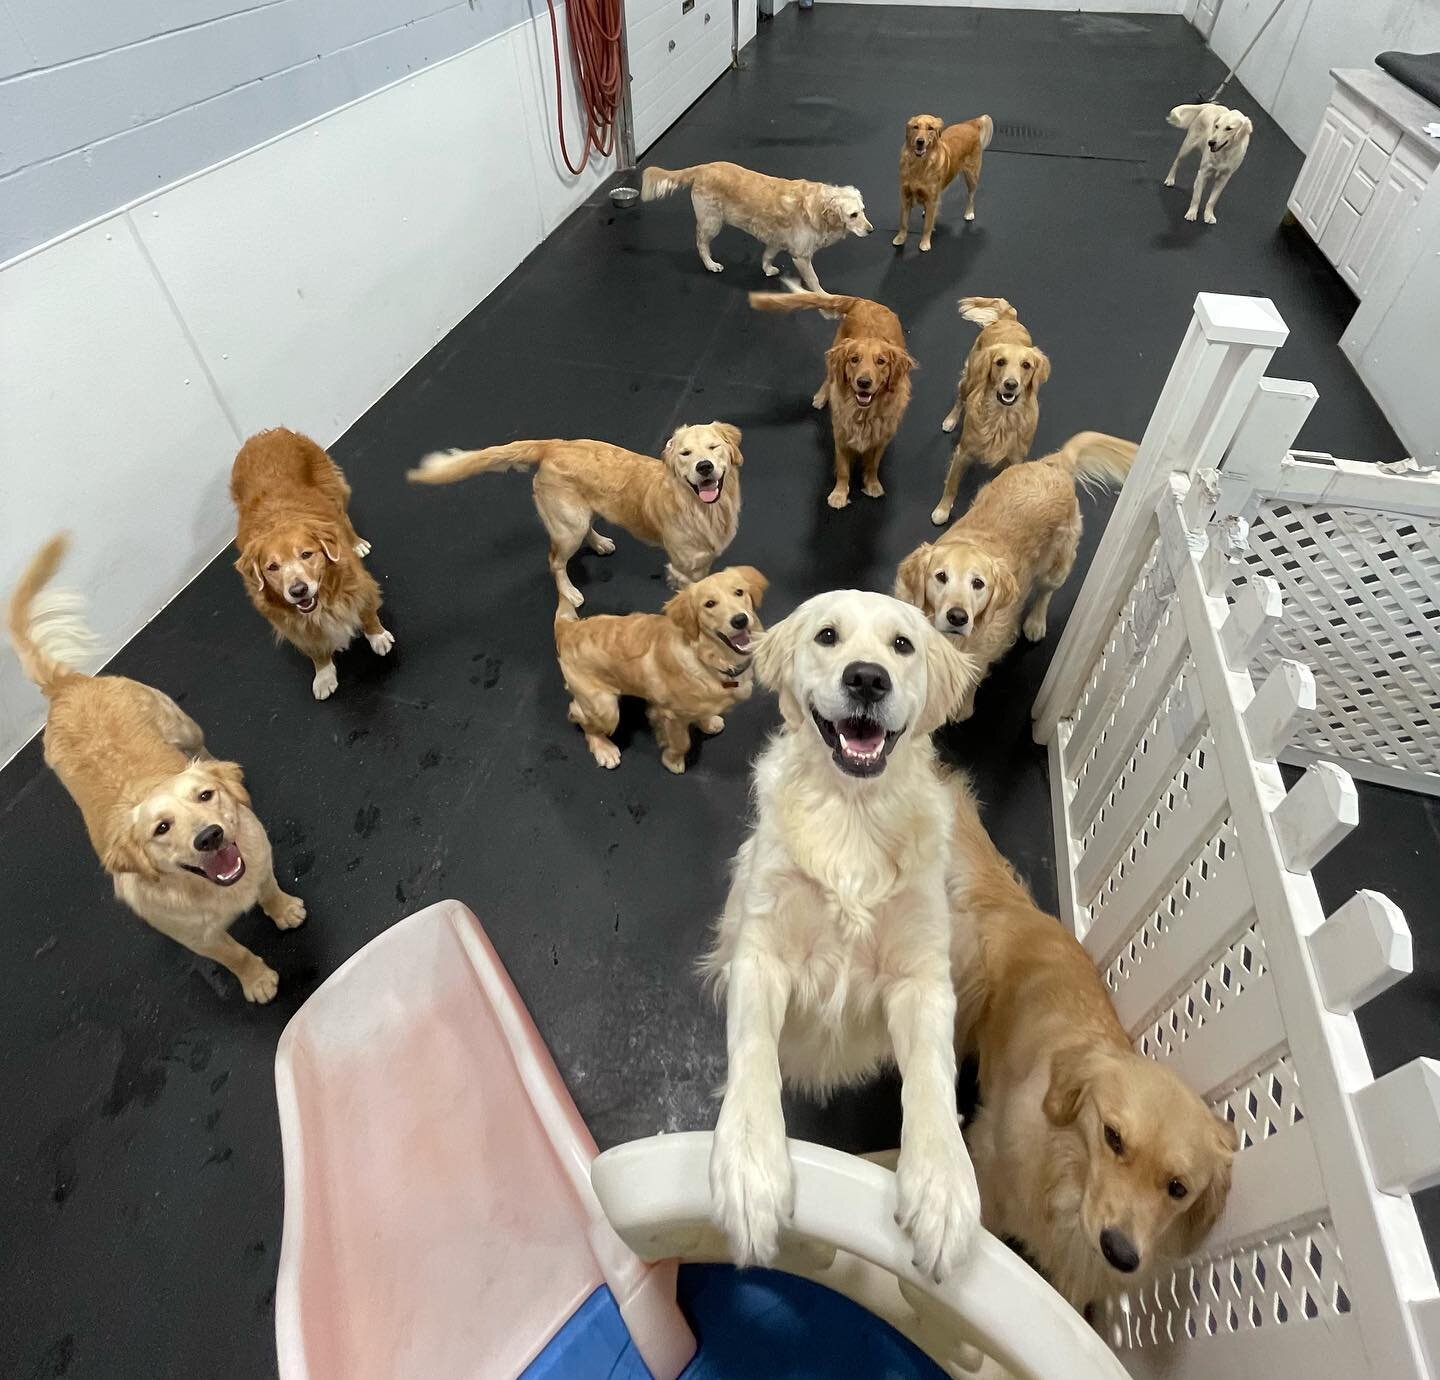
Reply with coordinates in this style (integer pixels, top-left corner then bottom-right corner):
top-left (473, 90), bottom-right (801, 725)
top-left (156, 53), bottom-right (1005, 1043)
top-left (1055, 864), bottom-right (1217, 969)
top-left (1043, 469), bottom-right (1440, 1379)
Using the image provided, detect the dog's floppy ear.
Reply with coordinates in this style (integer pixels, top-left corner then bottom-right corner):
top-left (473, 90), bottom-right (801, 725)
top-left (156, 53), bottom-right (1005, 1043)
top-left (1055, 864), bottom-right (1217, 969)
top-left (1042, 1046), bottom-right (1101, 1127)
top-left (663, 585), bottom-right (702, 641)
top-left (975, 558), bottom-right (1020, 631)
top-left (887, 346), bottom-right (918, 384)
top-left (310, 523), bottom-right (342, 563)
top-left (918, 624), bottom-right (979, 733)
top-left (753, 611), bottom-right (807, 727)
top-left (712, 421), bottom-right (743, 467)
top-left (207, 759), bottom-right (251, 809)
top-left (1030, 349), bottom-right (1051, 389)
top-left (234, 540), bottom-right (265, 594)
top-left (1237, 114), bottom-right (1254, 139)
top-left (819, 190), bottom-right (847, 232)
top-left (825, 342), bottom-right (848, 382)
top-left (733, 565), bottom-right (768, 607)
top-left (1166, 1116), bottom-right (1239, 1256)
top-left (100, 814), bottom-right (161, 882)
top-left (893, 544), bottom-right (932, 609)
top-left (660, 427), bottom-right (683, 467)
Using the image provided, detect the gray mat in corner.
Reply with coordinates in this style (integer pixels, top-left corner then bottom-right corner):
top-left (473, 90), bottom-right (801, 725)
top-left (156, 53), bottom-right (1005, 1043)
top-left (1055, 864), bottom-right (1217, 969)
top-left (1376, 51), bottom-right (1440, 109)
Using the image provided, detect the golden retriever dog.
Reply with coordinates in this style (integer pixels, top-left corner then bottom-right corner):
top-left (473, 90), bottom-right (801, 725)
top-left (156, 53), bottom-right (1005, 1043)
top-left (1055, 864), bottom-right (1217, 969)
top-left (8, 536), bottom-right (306, 1003)
top-left (409, 423), bottom-right (744, 609)
top-left (749, 284), bottom-right (916, 509)
top-left (231, 428), bottom-right (394, 701)
top-left (895, 432), bottom-right (1135, 721)
top-left (1165, 103), bottom-right (1253, 224)
top-left (894, 113), bottom-right (993, 252)
top-left (948, 776), bottom-right (1236, 1310)
top-left (703, 590), bottom-right (983, 1279)
top-left (555, 565), bottom-right (767, 773)
top-left (933, 296), bottom-right (1050, 525)
top-left (641, 161), bottom-right (872, 292)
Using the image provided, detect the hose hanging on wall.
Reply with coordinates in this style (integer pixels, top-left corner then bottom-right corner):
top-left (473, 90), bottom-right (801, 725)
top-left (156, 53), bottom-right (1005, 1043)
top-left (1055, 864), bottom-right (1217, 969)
top-left (546, 0), bottom-right (624, 176)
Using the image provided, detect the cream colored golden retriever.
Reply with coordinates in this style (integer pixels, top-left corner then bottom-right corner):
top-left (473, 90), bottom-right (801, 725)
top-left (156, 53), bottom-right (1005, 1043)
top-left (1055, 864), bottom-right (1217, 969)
top-left (409, 423), bottom-right (743, 608)
top-left (750, 284), bottom-right (915, 509)
top-left (949, 776), bottom-right (1237, 1310)
top-left (895, 432), bottom-right (1135, 721)
top-left (8, 536), bottom-right (306, 1003)
top-left (555, 565), bottom-right (767, 772)
top-left (231, 427), bottom-right (394, 701)
top-left (1165, 103), bottom-right (1253, 224)
top-left (894, 112), bottom-right (993, 252)
top-left (641, 161), bottom-right (872, 292)
top-left (933, 296), bottom-right (1050, 525)
top-left (703, 590), bottom-right (982, 1279)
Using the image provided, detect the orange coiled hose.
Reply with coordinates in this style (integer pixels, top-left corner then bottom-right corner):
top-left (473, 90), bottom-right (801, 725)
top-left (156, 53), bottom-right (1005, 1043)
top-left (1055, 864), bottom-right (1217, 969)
top-left (546, 0), bottom-right (624, 176)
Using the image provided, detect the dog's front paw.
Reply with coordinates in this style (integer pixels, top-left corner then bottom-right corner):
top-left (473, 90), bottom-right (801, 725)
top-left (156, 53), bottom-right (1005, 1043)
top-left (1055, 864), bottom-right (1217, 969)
top-left (964, 211), bottom-right (975, 222)
top-left (241, 962), bottom-right (280, 1005)
top-left (268, 893), bottom-right (307, 930)
top-left (367, 628), bottom-right (395, 656)
top-left (811, 391), bottom-right (828, 410)
top-left (1184, 207), bottom-right (1198, 222)
top-left (563, 586), bottom-right (585, 608)
top-left (701, 715), bottom-right (725, 735)
top-left (862, 480), bottom-right (885, 499)
top-left (711, 1109), bottom-right (793, 1266)
top-left (590, 534), bottom-right (616, 556)
top-left (896, 1127), bottom-right (981, 1281)
top-left (1204, 210), bottom-right (1218, 225)
top-left (1163, 174), bottom-right (1176, 187)
top-left (826, 489), bottom-right (850, 510)
top-left (940, 415), bottom-right (958, 434)
top-left (891, 231), bottom-right (907, 247)
top-left (930, 505), bottom-right (952, 527)
top-left (918, 238), bottom-right (932, 253)
top-left (662, 752), bottom-right (687, 774)
top-left (312, 665), bottom-right (339, 700)
top-left (763, 263), bottom-right (780, 277)
top-left (705, 261), bottom-right (724, 274)
top-left (353, 537), bottom-right (372, 558)
top-left (1022, 611), bottom-right (1047, 643)
top-left (589, 740), bottom-right (622, 770)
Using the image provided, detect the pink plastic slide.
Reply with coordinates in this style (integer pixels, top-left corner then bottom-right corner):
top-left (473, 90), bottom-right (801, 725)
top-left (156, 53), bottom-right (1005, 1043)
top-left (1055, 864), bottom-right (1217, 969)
top-left (273, 898), bottom-right (696, 1380)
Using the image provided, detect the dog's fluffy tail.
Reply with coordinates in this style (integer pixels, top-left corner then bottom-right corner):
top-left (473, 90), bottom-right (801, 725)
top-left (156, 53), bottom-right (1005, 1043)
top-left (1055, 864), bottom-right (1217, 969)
top-left (8, 534), bottom-right (102, 698)
top-left (957, 295), bottom-right (1017, 327)
top-left (1044, 431), bottom-right (1138, 490)
top-left (407, 440), bottom-right (554, 485)
top-left (1168, 103), bottom-right (1204, 129)
top-left (977, 113), bottom-right (994, 150)
top-left (749, 279), bottom-right (862, 319)
top-left (641, 165), bottom-right (702, 201)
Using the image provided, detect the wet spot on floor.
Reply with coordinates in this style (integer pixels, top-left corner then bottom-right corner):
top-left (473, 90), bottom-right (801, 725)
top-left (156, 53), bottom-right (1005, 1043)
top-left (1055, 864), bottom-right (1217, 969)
top-left (354, 805), bottom-right (381, 837)
top-left (290, 849), bottom-right (315, 880)
top-left (418, 748), bottom-right (441, 770)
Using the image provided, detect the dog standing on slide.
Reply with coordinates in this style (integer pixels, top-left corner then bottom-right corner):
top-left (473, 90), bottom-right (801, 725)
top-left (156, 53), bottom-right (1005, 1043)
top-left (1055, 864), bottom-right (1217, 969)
top-left (1165, 103), bottom-right (1252, 224)
top-left (750, 284), bottom-right (915, 509)
top-left (641, 161), bottom-right (872, 292)
top-left (703, 590), bottom-right (983, 1279)
top-left (894, 113), bottom-right (993, 252)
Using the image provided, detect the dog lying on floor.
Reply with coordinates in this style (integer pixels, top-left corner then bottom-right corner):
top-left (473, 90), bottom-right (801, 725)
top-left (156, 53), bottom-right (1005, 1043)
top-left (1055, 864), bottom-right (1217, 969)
top-left (8, 536), bottom-right (306, 1003)
top-left (948, 775), bottom-right (1236, 1310)
top-left (895, 432), bottom-right (1135, 720)
top-left (1165, 103), bottom-right (1253, 224)
top-left (703, 589), bottom-right (983, 1279)
top-left (409, 423), bottom-right (744, 608)
top-left (555, 565), bottom-right (767, 773)
top-left (750, 284), bottom-right (916, 509)
top-left (933, 296), bottom-right (1050, 526)
top-left (641, 161), bottom-right (872, 292)
top-left (894, 112), bottom-right (993, 252)
top-left (231, 427), bottom-right (395, 701)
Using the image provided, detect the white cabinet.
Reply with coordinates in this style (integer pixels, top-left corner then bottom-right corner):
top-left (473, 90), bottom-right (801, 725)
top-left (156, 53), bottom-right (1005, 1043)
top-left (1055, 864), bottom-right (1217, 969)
top-left (625, 0), bottom-right (734, 155)
top-left (1288, 70), bottom-right (1440, 302)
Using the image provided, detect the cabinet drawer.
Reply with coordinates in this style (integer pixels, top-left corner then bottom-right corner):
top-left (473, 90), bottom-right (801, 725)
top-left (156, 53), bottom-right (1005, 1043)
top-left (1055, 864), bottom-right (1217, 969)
top-left (1342, 167), bottom-right (1375, 214)
top-left (1356, 138), bottom-right (1390, 181)
top-left (1364, 114), bottom-right (1402, 155)
top-left (1319, 196), bottom-right (1361, 264)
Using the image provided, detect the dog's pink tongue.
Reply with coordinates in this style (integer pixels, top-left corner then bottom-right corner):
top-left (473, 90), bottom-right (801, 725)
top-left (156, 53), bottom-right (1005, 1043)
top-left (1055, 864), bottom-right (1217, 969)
top-left (841, 718), bottom-right (884, 750)
top-left (697, 479), bottom-right (721, 504)
top-left (203, 842), bottom-right (242, 882)
top-left (729, 630), bottom-right (752, 652)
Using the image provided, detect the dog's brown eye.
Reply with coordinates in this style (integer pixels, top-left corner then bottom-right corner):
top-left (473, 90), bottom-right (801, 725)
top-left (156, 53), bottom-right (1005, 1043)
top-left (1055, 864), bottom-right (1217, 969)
top-left (197, 789), bottom-right (214, 802)
top-left (267, 562), bottom-right (280, 572)
top-left (734, 589), bottom-right (742, 596)
top-left (300, 550), bottom-right (314, 559)
top-left (153, 820), bottom-right (171, 837)
top-left (996, 357), bottom-right (1006, 366)
top-left (704, 599), bottom-right (716, 609)
top-left (681, 449), bottom-right (692, 457)
top-left (971, 577), bottom-right (985, 591)
top-left (893, 636), bottom-right (914, 656)
top-left (935, 571), bottom-right (948, 585)
top-left (848, 211), bottom-right (858, 219)
top-left (850, 354), bottom-right (860, 364)
top-left (815, 626), bottom-right (838, 646)
top-left (1168, 1178), bottom-right (1188, 1200)
top-left (1022, 361), bottom-right (1032, 370)
top-left (1105, 1125), bottom-right (1124, 1156)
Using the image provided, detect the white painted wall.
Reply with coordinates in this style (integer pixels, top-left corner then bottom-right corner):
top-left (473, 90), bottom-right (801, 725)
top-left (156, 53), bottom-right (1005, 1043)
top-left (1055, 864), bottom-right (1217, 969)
top-left (0, 8), bottom-right (613, 767)
top-left (1205, 0), bottom-right (1440, 150)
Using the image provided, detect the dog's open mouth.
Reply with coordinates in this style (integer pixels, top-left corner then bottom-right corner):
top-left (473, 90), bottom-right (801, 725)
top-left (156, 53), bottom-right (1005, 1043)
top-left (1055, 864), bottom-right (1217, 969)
top-left (853, 389), bottom-right (875, 409)
top-left (289, 594), bottom-right (318, 613)
top-left (183, 842), bottom-right (247, 887)
top-left (811, 710), bottom-right (901, 777)
top-left (689, 474), bottom-right (724, 505)
top-left (717, 628), bottom-right (753, 655)
top-left (997, 391), bottom-right (1019, 408)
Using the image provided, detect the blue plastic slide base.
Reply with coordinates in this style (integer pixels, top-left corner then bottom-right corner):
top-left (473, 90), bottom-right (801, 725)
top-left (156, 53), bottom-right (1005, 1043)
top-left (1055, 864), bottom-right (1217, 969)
top-left (522, 1262), bottom-right (947, 1379)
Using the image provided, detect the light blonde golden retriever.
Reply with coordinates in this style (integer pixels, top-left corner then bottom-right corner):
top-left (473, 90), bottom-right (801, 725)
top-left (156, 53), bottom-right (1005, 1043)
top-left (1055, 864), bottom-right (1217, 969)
top-left (933, 296), bottom-right (1051, 525)
top-left (750, 284), bottom-right (916, 510)
top-left (8, 536), bottom-right (306, 1003)
top-left (949, 776), bottom-right (1237, 1310)
top-left (409, 423), bottom-right (744, 608)
top-left (231, 427), bottom-right (394, 701)
top-left (641, 161), bottom-right (872, 292)
top-left (895, 432), bottom-right (1135, 721)
top-left (894, 112), bottom-right (993, 252)
top-left (1166, 103), bottom-right (1253, 225)
top-left (555, 565), bottom-right (767, 773)
top-left (703, 590), bottom-right (983, 1279)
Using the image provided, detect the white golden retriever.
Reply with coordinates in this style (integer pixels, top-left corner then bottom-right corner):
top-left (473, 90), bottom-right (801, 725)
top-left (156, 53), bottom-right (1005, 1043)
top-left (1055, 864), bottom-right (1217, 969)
top-left (702, 590), bottom-right (983, 1279)
top-left (1165, 103), bottom-right (1253, 224)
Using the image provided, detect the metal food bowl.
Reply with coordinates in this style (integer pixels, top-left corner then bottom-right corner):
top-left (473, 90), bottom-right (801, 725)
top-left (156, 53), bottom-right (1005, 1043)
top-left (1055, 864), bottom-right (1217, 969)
top-left (610, 185), bottom-right (640, 208)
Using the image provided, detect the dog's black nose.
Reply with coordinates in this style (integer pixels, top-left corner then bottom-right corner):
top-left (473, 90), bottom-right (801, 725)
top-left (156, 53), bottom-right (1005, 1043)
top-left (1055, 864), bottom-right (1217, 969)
top-left (193, 824), bottom-right (224, 853)
top-left (288, 581), bottom-right (309, 599)
top-left (730, 612), bottom-right (749, 629)
top-left (946, 608), bottom-right (969, 628)
top-left (856, 376), bottom-right (873, 390)
top-left (1208, 140), bottom-right (1219, 150)
top-left (695, 458), bottom-right (715, 477)
top-left (914, 140), bottom-right (925, 151)
top-left (842, 660), bottom-right (891, 704)
top-left (1100, 1229), bottom-right (1139, 1273)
